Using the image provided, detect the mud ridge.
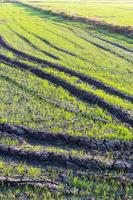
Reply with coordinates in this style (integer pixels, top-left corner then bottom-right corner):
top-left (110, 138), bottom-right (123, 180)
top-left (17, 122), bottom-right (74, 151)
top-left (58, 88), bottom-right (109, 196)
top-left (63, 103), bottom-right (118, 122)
top-left (0, 36), bottom-right (133, 103)
top-left (0, 143), bottom-right (132, 171)
top-left (0, 123), bottom-right (133, 152)
top-left (0, 175), bottom-right (59, 191)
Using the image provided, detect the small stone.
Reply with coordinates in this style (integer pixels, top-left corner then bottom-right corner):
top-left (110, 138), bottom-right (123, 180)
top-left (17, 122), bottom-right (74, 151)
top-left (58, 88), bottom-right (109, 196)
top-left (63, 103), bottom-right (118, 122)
top-left (113, 160), bottom-right (132, 170)
top-left (125, 173), bottom-right (133, 180)
top-left (106, 140), bottom-right (120, 150)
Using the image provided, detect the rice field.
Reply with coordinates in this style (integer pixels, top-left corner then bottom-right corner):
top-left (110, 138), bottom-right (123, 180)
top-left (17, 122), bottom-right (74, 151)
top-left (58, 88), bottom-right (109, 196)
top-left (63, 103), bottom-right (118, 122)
top-left (0, 1), bottom-right (133, 199)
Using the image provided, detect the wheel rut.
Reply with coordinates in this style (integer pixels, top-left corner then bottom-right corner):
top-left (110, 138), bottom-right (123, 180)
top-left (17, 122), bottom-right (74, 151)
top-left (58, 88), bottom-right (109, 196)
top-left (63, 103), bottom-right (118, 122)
top-left (6, 25), bottom-right (59, 60)
top-left (0, 36), bottom-right (133, 103)
top-left (89, 33), bottom-right (133, 53)
top-left (0, 123), bottom-right (132, 191)
top-left (0, 123), bottom-right (133, 153)
top-left (72, 31), bottom-right (133, 63)
top-left (0, 54), bottom-right (133, 127)
top-left (0, 143), bottom-right (132, 171)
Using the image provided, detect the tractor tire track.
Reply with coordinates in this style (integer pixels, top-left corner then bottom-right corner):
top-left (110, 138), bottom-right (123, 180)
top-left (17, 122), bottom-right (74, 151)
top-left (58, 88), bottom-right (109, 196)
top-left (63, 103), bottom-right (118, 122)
top-left (0, 143), bottom-right (132, 171)
top-left (89, 33), bottom-right (133, 53)
top-left (6, 22), bottom-right (90, 61)
top-left (34, 35), bottom-right (76, 56)
top-left (0, 36), bottom-right (133, 103)
top-left (0, 54), bottom-right (133, 127)
top-left (0, 123), bottom-right (133, 153)
top-left (53, 23), bottom-right (133, 61)
top-left (0, 72), bottom-right (112, 125)
top-left (52, 22), bottom-right (133, 53)
top-left (10, 16), bottom-right (85, 50)
top-left (6, 25), bottom-right (59, 60)
top-left (0, 73), bottom-right (112, 124)
top-left (26, 32), bottom-right (89, 62)
top-left (70, 30), bottom-right (133, 63)
top-left (22, 29), bottom-right (78, 57)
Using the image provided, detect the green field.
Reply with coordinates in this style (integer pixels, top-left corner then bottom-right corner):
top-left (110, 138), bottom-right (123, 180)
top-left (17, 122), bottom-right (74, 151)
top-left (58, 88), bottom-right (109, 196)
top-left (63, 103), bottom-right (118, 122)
top-left (0, 1), bottom-right (133, 199)
top-left (21, 0), bottom-right (133, 26)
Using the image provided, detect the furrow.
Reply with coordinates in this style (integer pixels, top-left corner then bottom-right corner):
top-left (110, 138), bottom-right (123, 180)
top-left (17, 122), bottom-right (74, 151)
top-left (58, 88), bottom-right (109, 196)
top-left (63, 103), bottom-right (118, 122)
top-left (6, 25), bottom-right (59, 60)
top-left (72, 31), bottom-right (133, 63)
top-left (52, 22), bottom-right (133, 53)
top-left (52, 22), bottom-right (133, 54)
top-left (0, 123), bottom-right (133, 152)
top-left (90, 33), bottom-right (133, 53)
top-left (0, 143), bottom-right (132, 171)
top-left (1, 54), bottom-right (133, 127)
top-left (0, 36), bottom-right (133, 103)
top-left (11, 16), bottom-right (84, 50)
top-left (27, 32), bottom-right (77, 57)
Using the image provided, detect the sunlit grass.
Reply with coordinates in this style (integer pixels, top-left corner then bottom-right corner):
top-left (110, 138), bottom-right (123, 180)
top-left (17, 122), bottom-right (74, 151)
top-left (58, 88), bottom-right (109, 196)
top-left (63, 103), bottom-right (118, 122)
top-left (20, 0), bottom-right (133, 26)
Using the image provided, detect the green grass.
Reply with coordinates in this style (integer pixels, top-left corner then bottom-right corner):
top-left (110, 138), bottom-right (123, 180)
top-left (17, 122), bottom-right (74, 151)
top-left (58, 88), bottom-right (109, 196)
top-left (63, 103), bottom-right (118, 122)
top-left (0, 3), bottom-right (133, 139)
top-left (1, 63), bottom-right (133, 140)
top-left (0, 2), bottom-right (133, 199)
top-left (1, 3), bottom-right (133, 96)
top-left (0, 156), bottom-right (132, 200)
top-left (20, 0), bottom-right (133, 26)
